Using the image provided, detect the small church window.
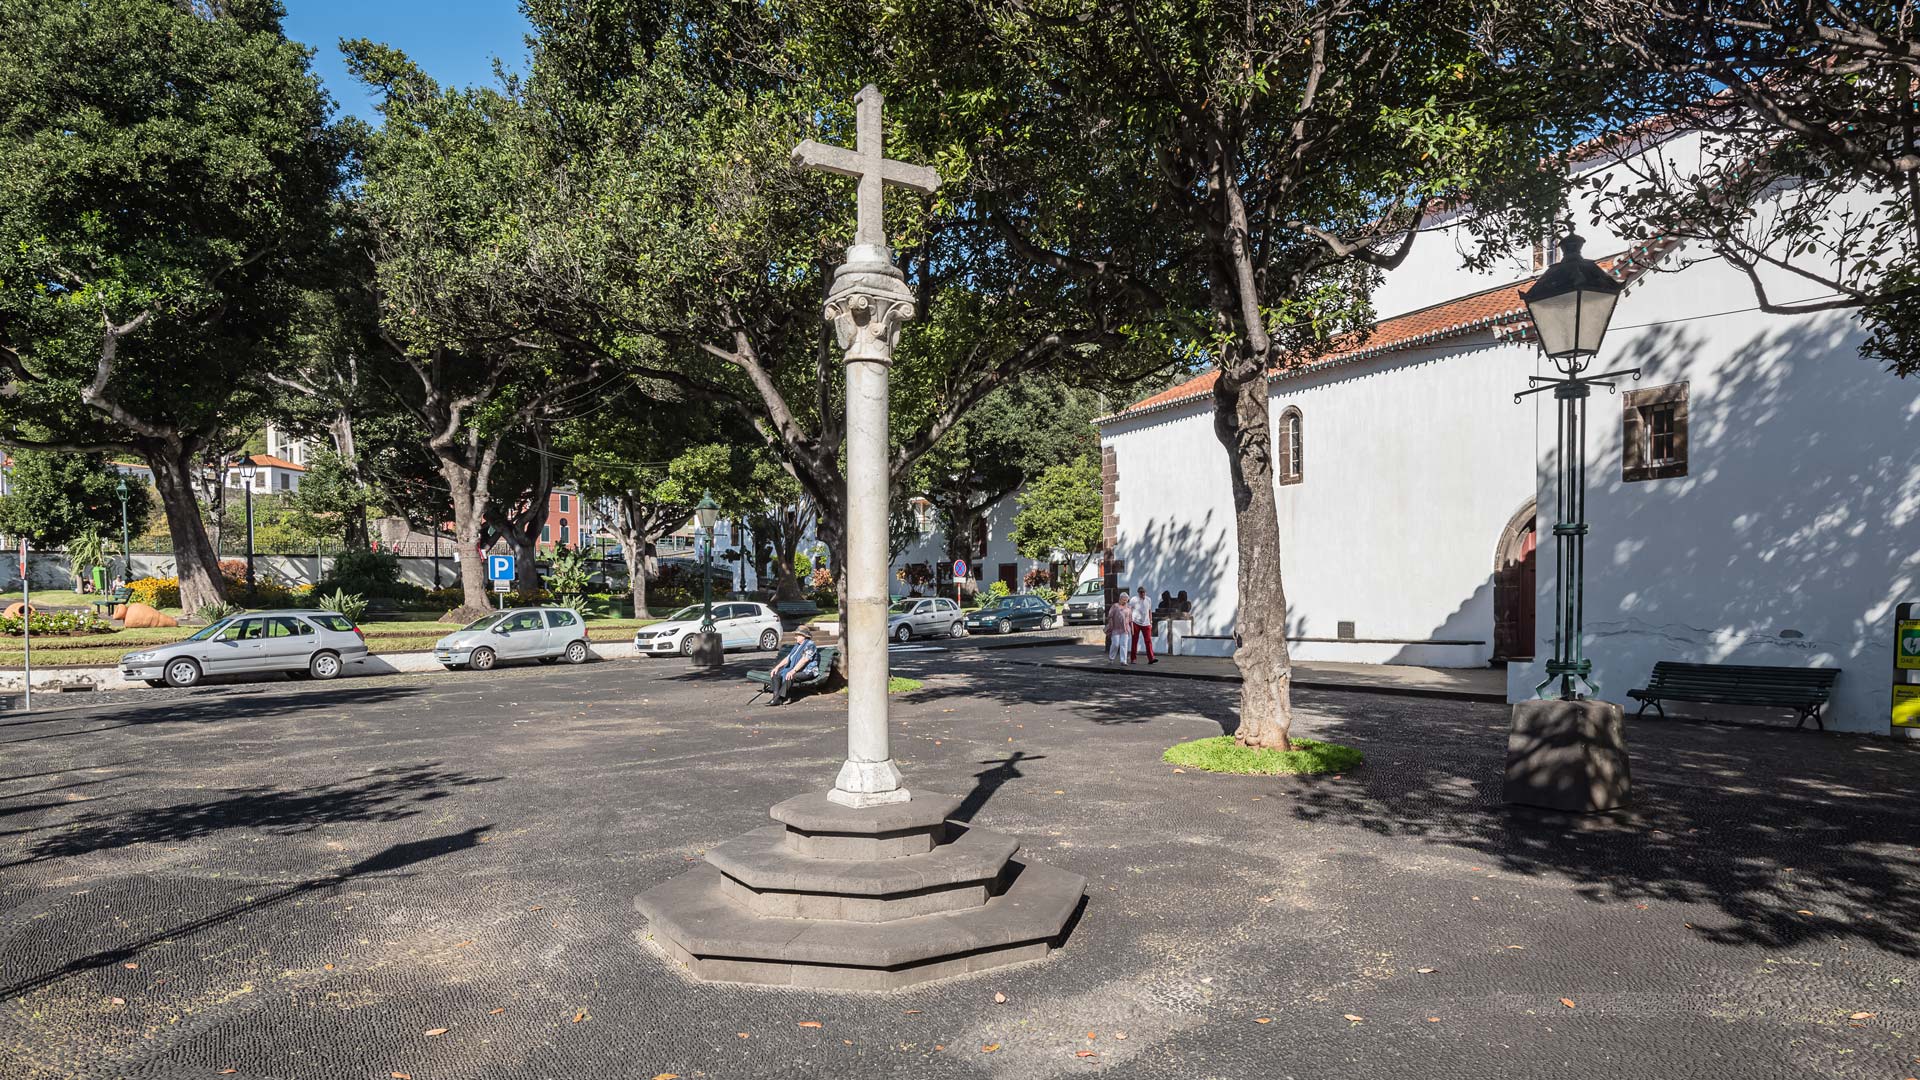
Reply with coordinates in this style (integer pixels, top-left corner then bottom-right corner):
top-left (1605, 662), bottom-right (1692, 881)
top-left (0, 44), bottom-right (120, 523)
top-left (1278, 407), bottom-right (1304, 485)
top-left (1623, 382), bottom-right (1689, 482)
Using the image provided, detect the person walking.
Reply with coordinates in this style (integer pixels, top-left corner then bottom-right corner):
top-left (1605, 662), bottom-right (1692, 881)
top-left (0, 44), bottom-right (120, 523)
top-left (1105, 591), bottom-right (1130, 662)
top-left (1128, 585), bottom-right (1157, 665)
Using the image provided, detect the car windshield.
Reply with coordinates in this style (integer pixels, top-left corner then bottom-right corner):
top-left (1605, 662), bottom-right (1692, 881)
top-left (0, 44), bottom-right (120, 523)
top-left (1074, 580), bottom-right (1103, 596)
top-left (979, 600), bottom-right (1012, 611)
top-left (186, 618), bottom-right (234, 642)
top-left (461, 613), bottom-right (508, 632)
top-left (667, 605), bottom-right (705, 622)
top-left (888, 600), bottom-right (921, 614)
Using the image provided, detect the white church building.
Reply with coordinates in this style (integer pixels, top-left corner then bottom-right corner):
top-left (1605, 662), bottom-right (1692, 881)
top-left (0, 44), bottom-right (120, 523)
top-left (1095, 132), bottom-right (1918, 736)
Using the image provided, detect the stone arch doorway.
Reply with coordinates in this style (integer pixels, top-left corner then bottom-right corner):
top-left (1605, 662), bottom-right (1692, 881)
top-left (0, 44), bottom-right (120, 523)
top-left (1492, 500), bottom-right (1537, 661)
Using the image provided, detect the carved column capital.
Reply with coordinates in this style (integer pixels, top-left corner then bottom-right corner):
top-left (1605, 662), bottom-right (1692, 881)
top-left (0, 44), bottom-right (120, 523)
top-left (822, 245), bottom-right (918, 364)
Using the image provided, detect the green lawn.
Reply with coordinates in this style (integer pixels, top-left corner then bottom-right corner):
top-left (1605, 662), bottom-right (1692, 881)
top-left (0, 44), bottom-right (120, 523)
top-left (1, 617), bottom-right (659, 669)
top-left (1162, 735), bottom-right (1364, 775)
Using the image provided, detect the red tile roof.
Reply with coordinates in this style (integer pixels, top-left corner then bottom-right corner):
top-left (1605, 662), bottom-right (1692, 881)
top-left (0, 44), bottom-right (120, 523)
top-left (1106, 246), bottom-right (1668, 422)
top-left (244, 453), bottom-right (306, 472)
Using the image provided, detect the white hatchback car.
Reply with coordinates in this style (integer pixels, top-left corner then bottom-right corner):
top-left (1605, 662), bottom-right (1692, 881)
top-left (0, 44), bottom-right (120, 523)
top-left (435, 607), bottom-right (592, 670)
top-left (633, 602), bottom-right (784, 657)
top-left (119, 610), bottom-right (370, 688)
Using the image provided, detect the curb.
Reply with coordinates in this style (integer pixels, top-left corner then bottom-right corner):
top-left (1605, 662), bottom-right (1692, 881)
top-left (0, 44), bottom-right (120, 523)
top-left (997, 655), bottom-right (1508, 704)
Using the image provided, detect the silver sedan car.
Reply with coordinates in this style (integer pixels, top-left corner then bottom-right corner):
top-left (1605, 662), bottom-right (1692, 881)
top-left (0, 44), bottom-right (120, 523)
top-left (119, 610), bottom-right (370, 688)
top-left (435, 607), bottom-right (592, 670)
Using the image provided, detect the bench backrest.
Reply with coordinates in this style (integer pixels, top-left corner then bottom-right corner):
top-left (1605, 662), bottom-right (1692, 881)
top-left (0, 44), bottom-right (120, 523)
top-left (1644, 662), bottom-right (1839, 703)
top-left (772, 643), bottom-right (838, 678)
top-left (111, 586), bottom-right (131, 601)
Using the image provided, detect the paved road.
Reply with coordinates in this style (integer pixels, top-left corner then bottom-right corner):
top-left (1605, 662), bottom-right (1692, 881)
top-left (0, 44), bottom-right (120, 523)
top-left (3, 651), bottom-right (1918, 1079)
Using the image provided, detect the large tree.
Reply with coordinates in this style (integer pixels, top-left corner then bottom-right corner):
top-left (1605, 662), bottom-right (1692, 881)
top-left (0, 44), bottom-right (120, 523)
top-left (0, 450), bottom-right (153, 549)
top-left (0, 0), bottom-right (344, 608)
top-left (1570, 0), bottom-right (1918, 373)
top-left (851, 0), bottom-right (1598, 747)
top-left (1011, 451), bottom-right (1103, 585)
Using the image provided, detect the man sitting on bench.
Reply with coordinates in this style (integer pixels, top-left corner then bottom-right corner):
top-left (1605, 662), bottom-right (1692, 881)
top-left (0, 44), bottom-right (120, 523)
top-left (767, 625), bottom-right (821, 707)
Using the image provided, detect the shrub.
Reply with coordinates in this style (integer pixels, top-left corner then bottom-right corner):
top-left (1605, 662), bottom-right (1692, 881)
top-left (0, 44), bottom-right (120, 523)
top-left (809, 566), bottom-right (835, 589)
top-left (127, 576), bottom-right (181, 608)
top-left (424, 586), bottom-right (464, 608)
top-left (317, 548), bottom-right (403, 597)
top-left (318, 588), bottom-right (368, 624)
top-left (1024, 567), bottom-right (1051, 589)
top-left (1, 612), bottom-right (117, 636)
top-left (243, 581), bottom-right (298, 608)
top-left (986, 579), bottom-right (1011, 602)
top-left (217, 559), bottom-right (249, 585)
top-left (194, 600), bottom-right (244, 623)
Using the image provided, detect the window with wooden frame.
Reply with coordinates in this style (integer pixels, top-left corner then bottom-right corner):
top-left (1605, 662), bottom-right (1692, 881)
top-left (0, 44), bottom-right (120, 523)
top-left (1623, 382), bottom-right (1689, 482)
top-left (1278, 407), bottom-right (1304, 485)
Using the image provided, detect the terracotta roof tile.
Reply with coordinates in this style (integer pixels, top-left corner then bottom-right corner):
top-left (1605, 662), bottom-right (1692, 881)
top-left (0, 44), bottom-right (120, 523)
top-left (244, 453), bottom-right (306, 471)
top-left (1107, 249), bottom-right (1659, 422)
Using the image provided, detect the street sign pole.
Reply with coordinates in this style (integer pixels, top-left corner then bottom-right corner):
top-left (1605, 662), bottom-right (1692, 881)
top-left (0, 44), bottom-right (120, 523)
top-left (19, 540), bottom-right (31, 713)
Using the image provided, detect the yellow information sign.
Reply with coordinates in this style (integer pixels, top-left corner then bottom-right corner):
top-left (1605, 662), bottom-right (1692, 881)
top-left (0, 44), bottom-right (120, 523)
top-left (1895, 685), bottom-right (1920, 729)
top-left (1900, 619), bottom-right (1920, 670)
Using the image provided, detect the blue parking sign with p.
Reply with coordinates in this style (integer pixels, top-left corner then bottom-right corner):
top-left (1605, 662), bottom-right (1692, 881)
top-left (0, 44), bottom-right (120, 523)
top-left (488, 554), bottom-right (515, 582)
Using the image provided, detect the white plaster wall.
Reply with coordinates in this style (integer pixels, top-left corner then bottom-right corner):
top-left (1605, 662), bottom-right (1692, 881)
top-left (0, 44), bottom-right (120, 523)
top-left (1505, 244), bottom-right (1920, 734)
top-left (1102, 340), bottom-right (1542, 665)
top-left (888, 487), bottom-right (1051, 596)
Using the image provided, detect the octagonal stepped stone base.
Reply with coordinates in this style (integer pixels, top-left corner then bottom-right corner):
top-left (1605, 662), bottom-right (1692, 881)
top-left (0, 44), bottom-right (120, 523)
top-left (636, 790), bottom-right (1087, 989)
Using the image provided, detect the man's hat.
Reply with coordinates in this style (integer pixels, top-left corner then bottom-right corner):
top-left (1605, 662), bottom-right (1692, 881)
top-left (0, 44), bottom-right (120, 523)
top-left (798, 624), bottom-right (814, 637)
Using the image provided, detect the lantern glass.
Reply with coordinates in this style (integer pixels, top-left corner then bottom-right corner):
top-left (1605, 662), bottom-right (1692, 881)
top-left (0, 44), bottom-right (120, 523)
top-left (694, 491), bottom-right (720, 532)
top-left (1519, 231), bottom-right (1622, 360)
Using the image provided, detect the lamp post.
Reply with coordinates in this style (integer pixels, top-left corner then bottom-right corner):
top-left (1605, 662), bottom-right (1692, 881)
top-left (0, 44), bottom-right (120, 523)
top-left (1505, 227), bottom-right (1637, 813)
top-left (695, 491), bottom-right (719, 631)
top-left (232, 457), bottom-right (257, 596)
top-left (113, 476), bottom-right (131, 587)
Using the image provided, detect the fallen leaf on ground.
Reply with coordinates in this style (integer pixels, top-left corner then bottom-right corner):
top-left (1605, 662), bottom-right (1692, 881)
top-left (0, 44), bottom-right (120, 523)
top-left (1343, 1014), bottom-right (1363, 1022)
top-left (529, 906), bottom-right (544, 912)
top-left (489, 1008), bottom-right (505, 1015)
top-left (904, 1009), bottom-right (921, 1015)
top-left (981, 1043), bottom-right (1000, 1053)
top-left (572, 1011), bottom-right (588, 1023)
top-left (737, 1032), bottom-right (749, 1039)
top-left (1254, 1017), bottom-right (1272, 1024)
top-left (1171, 768), bottom-right (1185, 773)
top-left (1256, 896), bottom-right (1273, 903)
top-left (1849, 1011), bottom-right (1876, 1020)
top-left (1076, 1050), bottom-right (1098, 1058)
top-left (1416, 967), bottom-right (1436, 974)
top-left (1427, 1017), bottom-right (1441, 1023)
top-left (124, 963), bottom-right (138, 970)
top-left (1504, 945), bottom-right (1525, 950)
top-left (652, 1074), bottom-right (679, 1080)
top-left (424, 1028), bottom-right (449, 1037)
top-left (454, 940), bottom-right (475, 948)
top-left (1053, 790), bottom-right (1065, 794)
top-left (933, 1045), bottom-right (945, 1051)
top-left (110, 997), bottom-right (125, 1005)
top-left (993, 992), bottom-right (1007, 1004)
top-left (1559, 998), bottom-right (1576, 1009)
top-left (323, 963), bottom-right (334, 971)
top-left (1086, 1031), bottom-right (1097, 1040)
top-left (391, 1074), bottom-right (412, 1079)
top-left (798, 1021), bottom-right (822, 1028)
top-left (1795, 910), bottom-right (1814, 916)
top-left (1113, 1032), bottom-right (1128, 1040)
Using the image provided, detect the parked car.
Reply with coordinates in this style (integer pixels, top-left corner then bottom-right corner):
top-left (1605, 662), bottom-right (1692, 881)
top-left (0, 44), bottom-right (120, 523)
top-left (887, 596), bottom-right (965, 642)
top-left (964, 594), bottom-right (1058, 634)
top-left (435, 607), bottom-right (591, 671)
top-left (1062, 579), bottom-right (1106, 624)
top-left (633, 602), bottom-right (784, 657)
top-left (119, 610), bottom-right (369, 688)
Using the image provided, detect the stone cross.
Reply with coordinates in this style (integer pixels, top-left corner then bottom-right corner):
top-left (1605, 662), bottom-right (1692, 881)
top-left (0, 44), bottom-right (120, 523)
top-left (791, 84), bottom-right (940, 252)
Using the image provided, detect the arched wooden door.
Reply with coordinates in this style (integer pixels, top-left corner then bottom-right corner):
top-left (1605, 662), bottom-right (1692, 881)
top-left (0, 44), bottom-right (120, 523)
top-left (1492, 502), bottom-right (1537, 661)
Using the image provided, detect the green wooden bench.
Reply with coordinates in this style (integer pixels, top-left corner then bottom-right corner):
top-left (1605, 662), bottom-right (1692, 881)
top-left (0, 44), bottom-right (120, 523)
top-left (745, 644), bottom-right (838, 703)
top-left (91, 586), bottom-right (131, 617)
top-left (1627, 661), bottom-right (1841, 730)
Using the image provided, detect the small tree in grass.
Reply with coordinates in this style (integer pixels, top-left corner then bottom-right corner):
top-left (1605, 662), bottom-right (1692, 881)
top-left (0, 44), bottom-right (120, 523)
top-left (1012, 454), bottom-right (1103, 587)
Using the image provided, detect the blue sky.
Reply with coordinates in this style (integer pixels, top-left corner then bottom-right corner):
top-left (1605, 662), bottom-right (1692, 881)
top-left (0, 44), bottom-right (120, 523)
top-left (283, 0), bottom-right (533, 123)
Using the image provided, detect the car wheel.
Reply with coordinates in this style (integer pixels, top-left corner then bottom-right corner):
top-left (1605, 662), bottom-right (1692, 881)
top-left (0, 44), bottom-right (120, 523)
top-left (470, 647), bottom-right (497, 671)
top-left (309, 651), bottom-right (342, 680)
top-left (164, 657), bottom-right (202, 688)
top-left (997, 618), bottom-right (1012, 634)
top-left (565, 639), bottom-right (589, 664)
top-left (758, 628), bottom-right (779, 651)
top-left (144, 679), bottom-right (166, 688)
top-left (680, 635), bottom-right (698, 657)
top-left (949, 621), bottom-right (963, 638)
top-left (895, 624), bottom-right (913, 643)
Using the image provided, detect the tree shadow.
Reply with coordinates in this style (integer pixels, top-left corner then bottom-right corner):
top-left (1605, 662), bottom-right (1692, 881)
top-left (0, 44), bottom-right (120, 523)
top-left (4, 763), bottom-right (500, 869)
top-left (0, 825), bottom-right (493, 999)
top-left (0, 683), bottom-right (434, 745)
top-left (1279, 694), bottom-right (1920, 957)
top-left (900, 660), bottom-right (1242, 734)
top-left (953, 750), bottom-right (1045, 823)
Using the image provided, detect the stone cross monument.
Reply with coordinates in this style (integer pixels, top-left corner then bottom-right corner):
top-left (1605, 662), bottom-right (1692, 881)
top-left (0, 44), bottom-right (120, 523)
top-left (792, 85), bottom-right (940, 808)
top-left (633, 86), bottom-right (1085, 991)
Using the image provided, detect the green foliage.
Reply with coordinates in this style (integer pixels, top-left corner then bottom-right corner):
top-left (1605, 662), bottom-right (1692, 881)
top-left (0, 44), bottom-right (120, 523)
top-left (545, 545), bottom-right (595, 596)
top-left (318, 589), bottom-right (369, 625)
top-left (1162, 736), bottom-right (1364, 776)
top-left (0, 452), bottom-right (152, 548)
top-left (1, 611), bottom-right (116, 636)
top-left (318, 549), bottom-right (402, 598)
top-left (289, 450), bottom-right (376, 549)
top-left (66, 529), bottom-right (107, 588)
top-left (194, 601), bottom-right (245, 623)
top-left (1012, 454), bottom-right (1103, 576)
top-left (986, 580), bottom-right (1011, 602)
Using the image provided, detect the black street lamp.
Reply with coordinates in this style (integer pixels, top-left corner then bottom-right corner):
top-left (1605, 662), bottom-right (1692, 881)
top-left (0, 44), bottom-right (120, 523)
top-left (113, 476), bottom-right (131, 587)
top-left (1514, 230), bottom-right (1636, 701)
top-left (232, 456), bottom-right (257, 596)
top-left (695, 490), bottom-right (720, 632)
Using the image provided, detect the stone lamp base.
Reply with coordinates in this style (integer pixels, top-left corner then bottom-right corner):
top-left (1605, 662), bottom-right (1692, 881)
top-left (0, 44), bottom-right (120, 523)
top-left (689, 631), bottom-right (723, 669)
top-left (636, 791), bottom-right (1086, 990)
top-left (1503, 699), bottom-right (1632, 813)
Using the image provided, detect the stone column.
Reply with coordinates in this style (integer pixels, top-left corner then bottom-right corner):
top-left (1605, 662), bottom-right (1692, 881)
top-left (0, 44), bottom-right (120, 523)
top-left (825, 245), bottom-right (917, 808)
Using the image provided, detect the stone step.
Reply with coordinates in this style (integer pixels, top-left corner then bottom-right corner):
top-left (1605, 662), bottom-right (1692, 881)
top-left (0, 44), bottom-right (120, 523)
top-left (636, 857), bottom-right (1087, 989)
top-left (711, 824), bottom-right (1018, 896)
top-left (769, 790), bottom-right (966, 859)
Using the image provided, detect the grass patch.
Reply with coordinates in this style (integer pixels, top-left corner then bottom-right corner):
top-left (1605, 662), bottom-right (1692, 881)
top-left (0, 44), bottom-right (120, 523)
top-left (1162, 735), bottom-right (1363, 776)
top-left (0, 617), bottom-right (659, 669)
top-left (838, 676), bottom-right (924, 694)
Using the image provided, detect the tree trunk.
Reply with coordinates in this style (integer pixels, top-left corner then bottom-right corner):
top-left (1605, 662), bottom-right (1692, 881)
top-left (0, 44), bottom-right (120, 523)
top-left (509, 532), bottom-right (539, 595)
top-left (629, 542), bottom-right (649, 616)
top-left (443, 461), bottom-right (491, 610)
top-left (145, 446), bottom-right (227, 610)
top-left (1212, 368), bottom-right (1294, 750)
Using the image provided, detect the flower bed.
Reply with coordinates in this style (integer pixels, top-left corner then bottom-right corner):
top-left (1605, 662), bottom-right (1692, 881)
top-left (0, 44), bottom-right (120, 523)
top-left (1, 612), bottom-right (118, 637)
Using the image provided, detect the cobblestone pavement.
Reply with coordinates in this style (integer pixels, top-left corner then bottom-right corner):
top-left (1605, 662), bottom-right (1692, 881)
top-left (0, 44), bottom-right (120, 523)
top-left (2, 651), bottom-right (1917, 1079)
